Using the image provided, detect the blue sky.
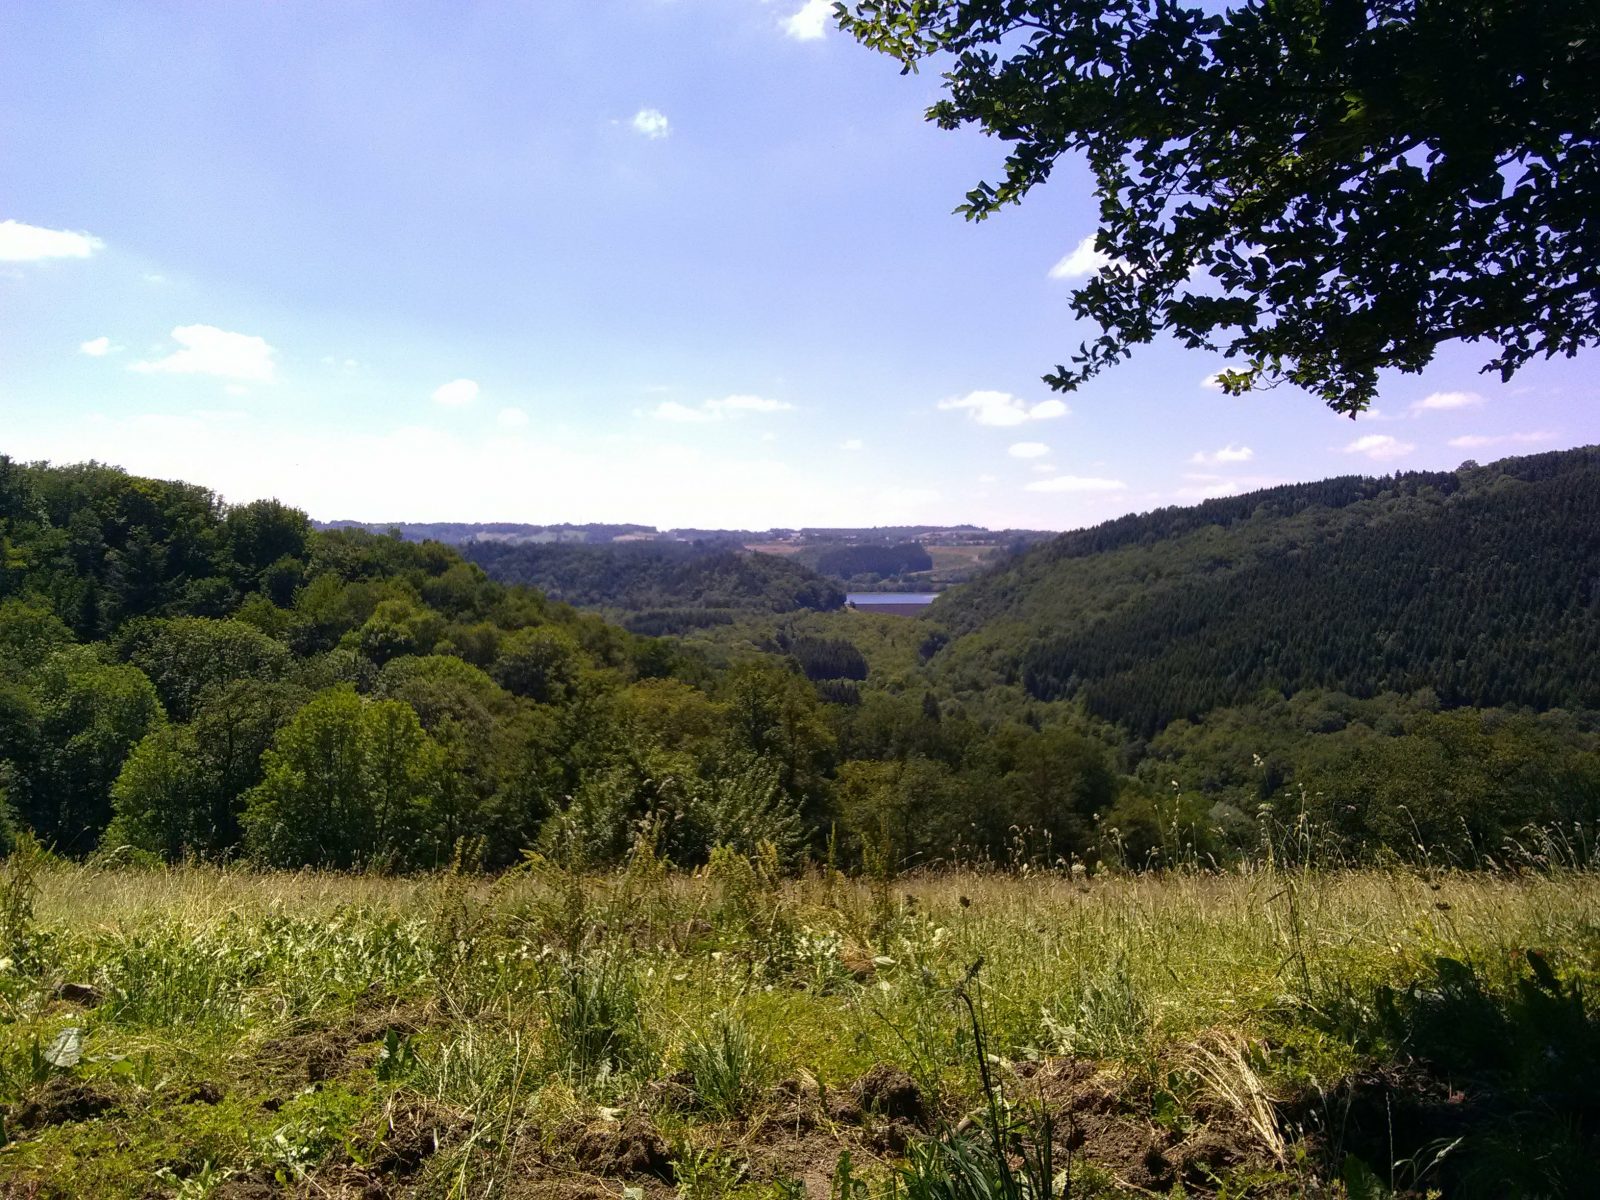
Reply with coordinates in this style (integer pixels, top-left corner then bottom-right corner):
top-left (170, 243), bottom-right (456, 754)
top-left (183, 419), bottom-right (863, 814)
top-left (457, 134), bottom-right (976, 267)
top-left (3, 1), bottom-right (1596, 531)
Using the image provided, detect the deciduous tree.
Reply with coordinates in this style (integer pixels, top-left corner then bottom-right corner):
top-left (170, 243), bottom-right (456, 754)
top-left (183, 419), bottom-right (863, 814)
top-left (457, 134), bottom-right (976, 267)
top-left (840, 0), bottom-right (1600, 412)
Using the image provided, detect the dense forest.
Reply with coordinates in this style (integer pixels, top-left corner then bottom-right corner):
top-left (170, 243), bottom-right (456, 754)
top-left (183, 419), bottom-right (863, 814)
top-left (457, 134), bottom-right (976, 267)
top-left (462, 540), bottom-right (844, 634)
top-left (932, 448), bottom-right (1600, 733)
top-left (1, 450), bottom-right (1596, 875)
top-left (812, 541), bottom-right (933, 584)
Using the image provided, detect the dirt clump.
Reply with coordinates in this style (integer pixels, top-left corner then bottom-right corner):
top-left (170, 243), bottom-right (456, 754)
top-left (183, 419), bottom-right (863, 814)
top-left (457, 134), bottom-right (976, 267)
top-left (1018, 1057), bottom-right (1283, 1195)
top-left (853, 1065), bottom-right (926, 1125)
top-left (741, 1118), bottom-right (872, 1200)
top-left (52, 982), bottom-right (103, 1008)
top-left (173, 1080), bottom-right (224, 1105)
top-left (370, 1100), bottom-right (471, 1179)
top-left (823, 1088), bottom-right (863, 1125)
top-left (8, 1077), bottom-right (119, 1131)
top-left (570, 1116), bottom-right (675, 1181)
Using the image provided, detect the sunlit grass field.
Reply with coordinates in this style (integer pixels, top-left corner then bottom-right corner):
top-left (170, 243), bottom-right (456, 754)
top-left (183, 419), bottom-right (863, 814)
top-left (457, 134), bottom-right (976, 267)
top-left (1, 852), bottom-right (1595, 1198)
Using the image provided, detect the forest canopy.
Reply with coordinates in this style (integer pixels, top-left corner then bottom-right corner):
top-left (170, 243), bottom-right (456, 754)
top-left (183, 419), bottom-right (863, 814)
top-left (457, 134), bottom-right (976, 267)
top-left (1, 450), bottom-right (1597, 875)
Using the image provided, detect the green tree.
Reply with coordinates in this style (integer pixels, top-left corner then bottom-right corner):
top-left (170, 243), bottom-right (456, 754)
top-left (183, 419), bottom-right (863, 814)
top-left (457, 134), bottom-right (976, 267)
top-left (29, 648), bottom-right (164, 852)
top-left (242, 687), bottom-right (445, 868)
top-left (492, 625), bottom-right (583, 703)
top-left (352, 598), bottom-right (445, 666)
top-left (720, 661), bottom-right (836, 831)
top-left (117, 616), bottom-right (293, 720)
top-left (223, 498), bottom-right (310, 588)
top-left (104, 724), bottom-right (209, 860)
top-left (836, 756), bottom-right (967, 869)
top-left (0, 600), bottom-right (74, 682)
top-left (840, 0), bottom-right (1600, 412)
top-left (106, 678), bottom-right (309, 860)
top-left (991, 725), bottom-right (1119, 860)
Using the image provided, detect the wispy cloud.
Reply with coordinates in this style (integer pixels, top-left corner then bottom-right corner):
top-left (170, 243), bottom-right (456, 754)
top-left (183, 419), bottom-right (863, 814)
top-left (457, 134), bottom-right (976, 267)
top-left (131, 325), bottom-right (276, 382)
top-left (79, 336), bottom-right (116, 357)
top-left (1008, 441), bottom-right (1050, 459)
top-left (1048, 235), bottom-right (1115, 280)
top-left (841, 438), bottom-right (864, 451)
top-left (939, 390), bottom-right (1068, 427)
top-left (1412, 390), bottom-right (1484, 412)
top-left (0, 218), bottom-right (103, 262)
top-left (497, 407), bottom-right (530, 429)
top-left (782, 0), bottom-right (833, 40)
top-left (1447, 431), bottom-right (1553, 449)
top-left (432, 379), bottom-right (480, 407)
top-left (653, 393), bottom-right (794, 422)
top-left (631, 108), bottom-right (670, 139)
top-left (1025, 474), bottom-right (1127, 494)
top-left (1343, 433), bottom-right (1414, 461)
top-left (1190, 443), bottom-right (1253, 466)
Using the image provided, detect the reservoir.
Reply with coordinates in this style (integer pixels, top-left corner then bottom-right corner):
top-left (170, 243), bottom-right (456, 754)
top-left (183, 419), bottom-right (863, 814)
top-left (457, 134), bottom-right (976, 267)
top-left (846, 591), bottom-right (938, 614)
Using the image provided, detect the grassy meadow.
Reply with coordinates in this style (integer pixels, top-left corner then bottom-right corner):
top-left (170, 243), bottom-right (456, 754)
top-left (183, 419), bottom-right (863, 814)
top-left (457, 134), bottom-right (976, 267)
top-left (0, 852), bottom-right (1595, 1198)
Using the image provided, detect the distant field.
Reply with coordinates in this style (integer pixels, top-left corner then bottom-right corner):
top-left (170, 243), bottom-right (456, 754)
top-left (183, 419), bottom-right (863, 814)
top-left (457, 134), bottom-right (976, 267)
top-left (2, 858), bottom-right (1593, 1198)
top-left (744, 542), bottom-right (805, 556)
top-left (745, 542), bottom-right (998, 582)
top-left (924, 544), bottom-right (995, 572)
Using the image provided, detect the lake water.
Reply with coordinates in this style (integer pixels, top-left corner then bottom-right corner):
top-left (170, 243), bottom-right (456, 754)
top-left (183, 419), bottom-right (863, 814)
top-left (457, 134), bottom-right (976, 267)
top-left (846, 592), bottom-right (939, 607)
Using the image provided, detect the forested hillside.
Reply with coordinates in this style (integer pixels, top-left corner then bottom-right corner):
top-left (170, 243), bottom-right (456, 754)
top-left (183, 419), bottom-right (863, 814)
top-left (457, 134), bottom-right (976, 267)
top-left (2, 451), bottom-right (1597, 875)
top-left (932, 447), bottom-right (1600, 734)
top-left (0, 455), bottom-right (1130, 872)
top-left (463, 540), bottom-right (844, 633)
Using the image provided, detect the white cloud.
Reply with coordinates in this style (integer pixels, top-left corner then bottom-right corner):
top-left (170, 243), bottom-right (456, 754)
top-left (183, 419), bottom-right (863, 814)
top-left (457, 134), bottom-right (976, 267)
top-left (1447, 431), bottom-right (1553, 449)
top-left (1048, 235), bottom-right (1111, 280)
top-left (653, 393), bottom-right (793, 422)
top-left (841, 438), bottom-right (864, 452)
top-left (1190, 444), bottom-right (1254, 466)
top-left (654, 400), bottom-right (711, 423)
top-left (0, 219), bottom-right (104, 262)
top-left (1025, 474), bottom-right (1127, 494)
top-left (79, 336), bottom-right (114, 357)
top-left (782, 0), bottom-right (832, 40)
top-left (432, 378), bottom-right (480, 407)
top-left (632, 108), bottom-right (670, 139)
top-left (938, 390), bottom-right (1069, 427)
top-left (130, 325), bottom-right (276, 382)
top-left (1412, 390), bottom-right (1484, 412)
top-left (1200, 372), bottom-right (1225, 390)
top-left (498, 407), bottom-right (530, 429)
top-left (1008, 441), bottom-right (1050, 459)
top-left (1343, 433), bottom-right (1415, 461)
top-left (711, 393), bottom-right (790, 414)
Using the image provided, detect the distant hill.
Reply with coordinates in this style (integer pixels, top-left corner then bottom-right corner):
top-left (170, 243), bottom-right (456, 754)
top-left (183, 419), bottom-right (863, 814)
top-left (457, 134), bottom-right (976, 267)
top-left (314, 520), bottom-right (662, 545)
top-left (313, 520), bottom-right (1058, 589)
top-left (462, 540), bottom-right (844, 634)
top-left (931, 447), bottom-right (1600, 734)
